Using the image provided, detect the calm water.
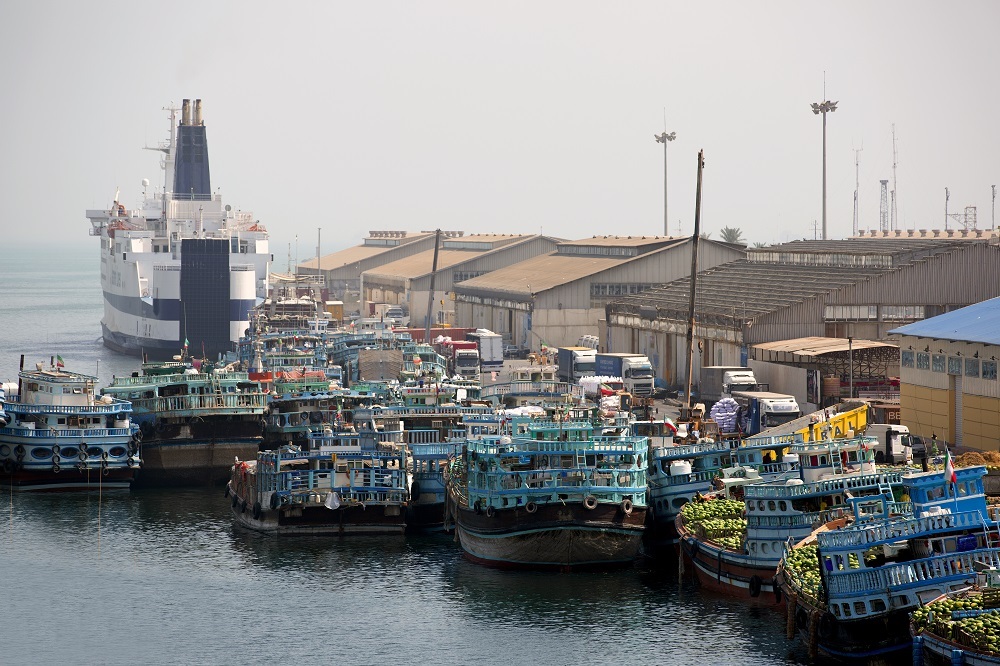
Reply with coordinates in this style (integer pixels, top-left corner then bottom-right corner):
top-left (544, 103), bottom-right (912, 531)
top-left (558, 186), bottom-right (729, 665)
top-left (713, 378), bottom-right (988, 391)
top-left (0, 244), bottom-right (818, 666)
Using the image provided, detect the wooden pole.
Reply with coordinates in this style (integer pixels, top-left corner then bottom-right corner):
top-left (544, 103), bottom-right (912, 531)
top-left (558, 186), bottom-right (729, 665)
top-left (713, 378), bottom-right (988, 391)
top-left (684, 150), bottom-right (704, 411)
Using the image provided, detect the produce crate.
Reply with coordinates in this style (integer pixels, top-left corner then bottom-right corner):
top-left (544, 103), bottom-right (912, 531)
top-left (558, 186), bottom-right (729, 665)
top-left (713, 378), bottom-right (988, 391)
top-left (983, 588), bottom-right (1000, 609)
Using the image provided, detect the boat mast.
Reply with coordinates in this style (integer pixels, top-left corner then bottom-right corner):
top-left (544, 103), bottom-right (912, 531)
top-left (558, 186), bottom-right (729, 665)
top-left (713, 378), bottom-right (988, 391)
top-left (684, 150), bottom-right (704, 412)
top-left (424, 229), bottom-right (442, 344)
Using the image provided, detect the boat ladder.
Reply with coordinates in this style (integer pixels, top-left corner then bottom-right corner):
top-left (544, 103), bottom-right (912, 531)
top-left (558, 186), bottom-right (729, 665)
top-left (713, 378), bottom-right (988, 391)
top-left (877, 477), bottom-right (894, 500)
top-left (213, 376), bottom-right (225, 408)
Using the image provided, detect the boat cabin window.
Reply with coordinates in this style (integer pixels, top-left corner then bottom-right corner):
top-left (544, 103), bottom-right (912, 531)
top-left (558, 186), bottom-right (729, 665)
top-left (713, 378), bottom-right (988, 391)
top-left (778, 501), bottom-right (787, 512)
top-left (841, 604), bottom-right (852, 618)
top-left (768, 501), bottom-right (776, 511)
top-left (758, 501), bottom-right (765, 511)
top-left (958, 482), bottom-right (969, 496)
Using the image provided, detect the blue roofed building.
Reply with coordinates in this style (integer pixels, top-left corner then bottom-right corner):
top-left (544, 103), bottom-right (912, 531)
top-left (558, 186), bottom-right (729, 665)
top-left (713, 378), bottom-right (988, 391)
top-left (889, 297), bottom-right (1000, 451)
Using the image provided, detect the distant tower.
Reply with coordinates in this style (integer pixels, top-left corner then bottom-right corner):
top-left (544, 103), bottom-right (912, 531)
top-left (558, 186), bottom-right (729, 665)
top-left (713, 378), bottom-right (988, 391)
top-left (891, 124), bottom-right (898, 229)
top-left (853, 145), bottom-right (862, 236)
top-left (879, 180), bottom-right (889, 232)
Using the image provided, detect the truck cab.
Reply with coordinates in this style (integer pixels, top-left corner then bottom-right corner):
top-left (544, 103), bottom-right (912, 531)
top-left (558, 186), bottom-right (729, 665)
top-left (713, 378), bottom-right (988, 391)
top-left (864, 423), bottom-right (913, 464)
top-left (730, 390), bottom-right (802, 435)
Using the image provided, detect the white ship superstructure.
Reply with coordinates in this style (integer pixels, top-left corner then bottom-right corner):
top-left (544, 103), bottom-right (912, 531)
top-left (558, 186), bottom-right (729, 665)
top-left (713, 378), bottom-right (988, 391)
top-left (86, 99), bottom-right (270, 360)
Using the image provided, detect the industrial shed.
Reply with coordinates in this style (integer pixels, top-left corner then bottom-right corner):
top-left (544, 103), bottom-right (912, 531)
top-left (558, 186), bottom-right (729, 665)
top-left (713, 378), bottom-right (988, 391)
top-left (362, 234), bottom-right (560, 329)
top-left (453, 235), bottom-right (744, 351)
top-left (605, 237), bottom-right (1000, 393)
top-left (889, 297), bottom-right (1000, 451)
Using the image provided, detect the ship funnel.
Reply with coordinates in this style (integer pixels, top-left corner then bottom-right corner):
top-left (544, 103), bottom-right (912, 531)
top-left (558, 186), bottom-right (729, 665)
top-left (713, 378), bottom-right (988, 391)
top-left (194, 99), bottom-right (203, 125)
top-left (182, 99), bottom-right (191, 126)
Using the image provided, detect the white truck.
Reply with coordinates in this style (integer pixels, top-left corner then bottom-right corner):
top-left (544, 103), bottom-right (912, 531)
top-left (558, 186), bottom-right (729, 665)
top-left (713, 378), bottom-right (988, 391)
top-left (556, 346), bottom-right (597, 383)
top-left (594, 353), bottom-right (655, 397)
top-left (864, 423), bottom-right (914, 464)
top-left (466, 329), bottom-right (503, 372)
top-left (730, 390), bottom-right (802, 435)
top-left (699, 366), bottom-right (762, 405)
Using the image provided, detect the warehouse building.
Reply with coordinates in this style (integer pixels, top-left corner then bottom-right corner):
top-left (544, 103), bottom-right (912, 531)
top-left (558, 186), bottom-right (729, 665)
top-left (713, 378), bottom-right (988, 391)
top-left (606, 237), bottom-right (1000, 397)
top-left (453, 235), bottom-right (744, 350)
top-left (889, 297), bottom-right (1000, 451)
top-left (362, 234), bottom-right (560, 329)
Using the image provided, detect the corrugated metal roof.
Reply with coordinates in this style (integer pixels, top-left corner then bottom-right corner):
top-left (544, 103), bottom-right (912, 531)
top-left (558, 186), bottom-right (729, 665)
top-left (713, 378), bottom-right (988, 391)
top-left (755, 238), bottom-right (965, 255)
top-left (753, 337), bottom-right (895, 356)
top-left (364, 249), bottom-right (491, 280)
top-left (889, 297), bottom-right (1000, 346)
top-left (457, 252), bottom-right (624, 295)
top-left (559, 235), bottom-right (678, 248)
top-left (301, 245), bottom-right (394, 270)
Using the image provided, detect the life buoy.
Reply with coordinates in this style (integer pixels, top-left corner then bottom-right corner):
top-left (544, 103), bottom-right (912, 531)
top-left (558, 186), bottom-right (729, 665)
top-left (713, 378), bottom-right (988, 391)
top-left (410, 481), bottom-right (421, 499)
top-left (525, 501), bottom-right (538, 514)
top-left (583, 495), bottom-right (598, 510)
top-left (621, 498), bottom-right (634, 516)
top-left (749, 575), bottom-right (762, 598)
top-left (485, 505), bottom-right (495, 518)
top-left (252, 502), bottom-right (262, 520)
top-left (126, 457), bottom-right (135, 468)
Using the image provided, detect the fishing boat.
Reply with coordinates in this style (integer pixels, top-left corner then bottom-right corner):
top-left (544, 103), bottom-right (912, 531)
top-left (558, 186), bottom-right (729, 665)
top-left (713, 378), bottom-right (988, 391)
top-left (226, 408), bottom-right (408, 535)
top-left (910, 570), bottom-right (1000, 665)
top-left (446, 409), bottom-right (648, 569)
top-left (779, 465), bottom-right (1000, 662)
top-left (677, 432), bottom-right (905, 602)
top-left (102, 358), bottom-right (268, 486)
top-left (0, 359), bottom-right (140, 490)
top-left (85, 99), bottom-right (270, 361)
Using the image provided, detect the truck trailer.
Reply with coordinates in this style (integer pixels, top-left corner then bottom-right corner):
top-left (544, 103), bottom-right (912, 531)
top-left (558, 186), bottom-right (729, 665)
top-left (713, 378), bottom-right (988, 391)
top-left (698, 366), bottom-right (762, 405)
top-left (556, 347), bottom-right (597, 383)
top-left (730, 390), bottom-right (802, 435)
top-left (466, 329), bottom-right (503, 372)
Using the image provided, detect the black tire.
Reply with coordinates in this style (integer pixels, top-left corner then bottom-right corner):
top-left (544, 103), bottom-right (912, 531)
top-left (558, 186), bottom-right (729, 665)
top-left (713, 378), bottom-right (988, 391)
top-left (252, 502), bottom-right (262, 520)
top-left (270, 493), bottom-right (280, 510)
top-left (53, 463), bottom-right (61, 474)
top-left (79, 450), bottom-right (88, 461)
top-left (583, 495), bottom-right (598, 510)
top-left (52, 445), bottom-right (61, 455)
top-left (525, 502), bottom-right (537, 514)
top-left (240, 499), bottom-right (247, 514)
top-left (749, 575), bottom-right (762, 598)
top-left (15, 445), bottom-right (24, 460)
top-left (620, 499), bottom-right (634, 516)
top-left (224, 485), bottom-right (230, 498)
top-left (485, 505), bottom-right (495, 518)
top-left (410, 481), bottom-right (421, 500)
top-left (231, 494), bottom-right (238, 509)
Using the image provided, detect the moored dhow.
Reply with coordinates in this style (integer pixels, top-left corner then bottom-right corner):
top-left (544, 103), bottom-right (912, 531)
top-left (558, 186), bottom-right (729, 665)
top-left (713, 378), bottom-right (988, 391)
top-left (0, 359), bottom-right (140, 490)
top-left (227, 409), bottom-right (408, 535)
top-left (446, 409), bottom-right (648, 569)
top-left (86, 99), bottom-right (270, 361)
top-left (102, 358), bottom-right (267, 486)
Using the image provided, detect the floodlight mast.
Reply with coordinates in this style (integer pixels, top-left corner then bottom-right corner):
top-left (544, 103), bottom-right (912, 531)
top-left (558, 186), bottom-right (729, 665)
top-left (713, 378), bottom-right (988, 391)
top-left (811, 100), bottom-right (838, 240)
top-left (655, 131), bottom-right (677, 237)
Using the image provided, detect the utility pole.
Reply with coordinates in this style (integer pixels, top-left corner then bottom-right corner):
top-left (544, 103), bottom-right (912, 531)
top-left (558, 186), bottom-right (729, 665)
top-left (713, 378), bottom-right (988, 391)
top-left (811, 99), bottom-right (839, 240)
top-left (891, 124), bottom-right (898, 230)
top-left (945, 188), bottom-right (950, 231)
top-left (853, 145), bottom-right (862, 236)
top-left (993, 185), bottom-right (997, 229)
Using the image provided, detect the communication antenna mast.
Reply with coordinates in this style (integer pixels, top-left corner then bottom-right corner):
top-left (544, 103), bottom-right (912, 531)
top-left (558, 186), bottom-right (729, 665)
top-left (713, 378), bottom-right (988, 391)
top-left (879, 180), bottom-right (889, 232)
top-left (853, 144), bottom-right (862, 235)
top-left (945, 187), bottom-right (950, 230)
top-left (891, 124), bottom-right (899, 229)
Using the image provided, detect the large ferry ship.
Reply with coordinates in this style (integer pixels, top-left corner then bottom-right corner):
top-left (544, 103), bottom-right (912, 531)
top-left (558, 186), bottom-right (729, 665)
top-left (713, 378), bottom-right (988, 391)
top-left (86, 99), bottom-right (270, 361)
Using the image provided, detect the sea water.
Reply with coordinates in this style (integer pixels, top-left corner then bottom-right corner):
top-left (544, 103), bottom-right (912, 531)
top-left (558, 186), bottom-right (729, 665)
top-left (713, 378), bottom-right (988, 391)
top-left (0, 243), bottom-right (825, 666)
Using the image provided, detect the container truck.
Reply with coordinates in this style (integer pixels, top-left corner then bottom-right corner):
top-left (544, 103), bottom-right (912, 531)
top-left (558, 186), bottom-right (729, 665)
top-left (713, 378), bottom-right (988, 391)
top-left (433, 339), bottom-right (480, 380)
top-left (594, 353), bottom-right (655, 397)
top-left (556, 347), bottom-right (597, 383)
top-left (730, 390), bottom-right (802, 435)
top-left (466, 329), bottom-right (503, 372)
top-left (698, 366), bottom-right (762, 405)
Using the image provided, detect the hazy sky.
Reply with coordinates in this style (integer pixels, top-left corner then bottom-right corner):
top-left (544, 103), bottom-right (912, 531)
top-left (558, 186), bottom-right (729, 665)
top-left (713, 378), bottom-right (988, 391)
top-left (3, 1), bottom-right (998, 258)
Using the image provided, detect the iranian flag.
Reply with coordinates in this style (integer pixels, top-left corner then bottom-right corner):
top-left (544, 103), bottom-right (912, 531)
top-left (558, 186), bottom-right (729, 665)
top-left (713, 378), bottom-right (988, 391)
top-left (56, 355), bottom-right (65, 368)
top-left (944, 448), bottom-right (957, 485)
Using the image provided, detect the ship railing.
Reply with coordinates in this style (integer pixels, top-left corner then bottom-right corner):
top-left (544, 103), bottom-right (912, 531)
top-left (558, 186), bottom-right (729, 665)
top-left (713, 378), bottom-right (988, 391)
top-left (657, 469), bottom-right (718, 486)
top-left (406, 430), bottom-right (443, 444)
top-left (466, 436), bottom-right (647, 456)
top-left (106, 371), bottom-right (252, 386)
top-left (826, 548), bottom-right (1000, 598)
top-left (649, 441), bottom-right (733, 460)
top-left (748, 509), bottom-right (844, 530)
top-left (470, 467), bottom-right (646, 492)
top-left (817, 510), bottom-right (987, 549)
top-left (10, 402), bottom-right (133, 415)
top-left (480, 381), bottom-right (585, 399)
top-left (742, 433), bottom-right (805, 447)
top-left (743, 472), bottom-right (901, 500)
top-left (136, 394), bottom-right (269, 413)
top-left (789, 435), bottom-right (877, 455)
top-left (409, 442), bottom-right (457, 458)
top-left (0, 426), bottom-right (133, 439)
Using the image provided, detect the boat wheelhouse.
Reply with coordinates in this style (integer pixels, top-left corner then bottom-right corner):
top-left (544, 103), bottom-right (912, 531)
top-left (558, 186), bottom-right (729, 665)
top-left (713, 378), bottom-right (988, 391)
top-left (1, 361), bottom-right (140, 490)
top-left (779, 465), bottom-right (1000, 662)
top-left (447, 410), bottom-right (648, 569)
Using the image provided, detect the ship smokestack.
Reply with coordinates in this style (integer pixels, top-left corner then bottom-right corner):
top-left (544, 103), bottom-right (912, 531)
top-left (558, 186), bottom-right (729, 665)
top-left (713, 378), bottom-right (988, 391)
top-left (181, 99), bottom-right (191, 126)
top-left (194, 99), bottom-right (203, 125)
top-left (173, 98), bottom-right (211, 200)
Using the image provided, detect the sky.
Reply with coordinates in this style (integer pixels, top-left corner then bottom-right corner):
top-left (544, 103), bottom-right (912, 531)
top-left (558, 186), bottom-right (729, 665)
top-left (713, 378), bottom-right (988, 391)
top-left (2, 1), bottom-right (999, 259)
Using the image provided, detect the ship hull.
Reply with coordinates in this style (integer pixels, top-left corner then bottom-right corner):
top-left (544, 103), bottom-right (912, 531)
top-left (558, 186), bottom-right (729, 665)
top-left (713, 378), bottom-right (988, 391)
top-left (227, 484), bottom-right (406, 536)
top-left (135, 436), bottom-right (262, 487)
top-left (101, 322), bottom-right (182, 361)
top-left (680, 536), bottom-right (783, 604)
top-left (1, 467), bottom-right (135, 491)
top-left (453, 501), bottom-right (646, 569)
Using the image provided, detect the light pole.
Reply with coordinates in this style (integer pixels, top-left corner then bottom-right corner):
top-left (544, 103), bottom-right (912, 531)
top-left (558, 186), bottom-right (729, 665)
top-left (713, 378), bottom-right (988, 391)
top-left (655, 131), bottom-right (676, 236)
top-left (992, 185), bottom-right (996, 229)
top-left (811, 100), bottom-right (838, 240)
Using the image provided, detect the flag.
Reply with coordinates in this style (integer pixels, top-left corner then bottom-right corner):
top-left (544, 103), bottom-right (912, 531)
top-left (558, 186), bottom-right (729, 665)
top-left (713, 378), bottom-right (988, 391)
top-left (56, 355), bottom-right (65, 368)
top-left (184, 338), bottom-right (190, 348)
top-left (944, 448), bottom-right (957, 485)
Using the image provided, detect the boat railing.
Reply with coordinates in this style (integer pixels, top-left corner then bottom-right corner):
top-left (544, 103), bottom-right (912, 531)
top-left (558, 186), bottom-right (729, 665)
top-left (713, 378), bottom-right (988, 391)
top-left (743, 472), bottom-right (901, 500)
top-left (743, 433), bottom-right (805, 447)
top-left (758, 461), bottom-right (799, 475)
top-left (748, 509), bottom-right (845, 530)
top-left (406, 429), bottom-right (443, 444)
top-left (107, 371), bottom-right (252, 386)
top-left (480, 381), bottom-right (585, 399)
top-left (410, 442), bottom-right (457, 458)
top-left (789, 435), bottom-right (877, 455)
top-left (825, 548), bottom-right (1000, 598)
top-left (11, 402), bottom-right (133, 415)
top-left (657, 469), bottom-right (718, 486)
top-left (469, 467), bottom-right (646, 493)
top-left (818, 510), bottom-right (987, 549)
top-left (0, 425), bottom-right (134, 439)
top-left (466, 436), bottom-right (646, 456)
top-left (650, 441), bottom-right (733, 459)
top-left (133, 393), bottom-right (269, 413)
